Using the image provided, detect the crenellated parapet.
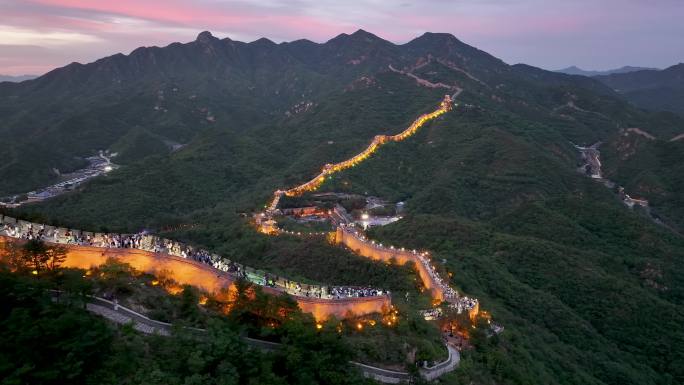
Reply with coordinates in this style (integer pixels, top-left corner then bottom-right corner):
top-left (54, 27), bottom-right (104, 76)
top-left (273, 95), bottom-right (453, 200)
top-left (336, 226), bottom-right (442, 301)
top-left (0, 215), bottom-right (389, 320)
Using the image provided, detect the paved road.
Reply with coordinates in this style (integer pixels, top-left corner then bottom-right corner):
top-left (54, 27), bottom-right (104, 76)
top-left (80, 295), bottom-right (459, 383)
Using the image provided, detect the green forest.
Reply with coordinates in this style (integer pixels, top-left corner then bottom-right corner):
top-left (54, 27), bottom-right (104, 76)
top-left (2, 30), bottom-right (683, 384)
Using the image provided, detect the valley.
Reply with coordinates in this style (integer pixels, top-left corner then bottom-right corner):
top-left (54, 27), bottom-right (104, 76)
top-left (0, 151), bottom-right (117, 207)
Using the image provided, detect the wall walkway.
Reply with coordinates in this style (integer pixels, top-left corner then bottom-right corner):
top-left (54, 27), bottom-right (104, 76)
top-left (335, 227), bottom-right (447, 302)
top-left (0, 235), bottom-right (389, 320)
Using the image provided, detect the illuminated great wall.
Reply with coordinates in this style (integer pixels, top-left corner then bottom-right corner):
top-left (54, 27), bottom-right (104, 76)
top-left (1, 94), bottom-right (477, 322)
top-left (0, 215), bottom-right (388, 321)
top-left (267, 95), bottom-right (453, 211)
top-left (336, 226), bottom-right (451, 304)
top-left (260, 94), bottom-right (480, 319)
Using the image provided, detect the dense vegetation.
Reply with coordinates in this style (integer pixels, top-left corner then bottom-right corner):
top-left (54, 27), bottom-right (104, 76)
top-left (595, 63), bottom-right (684, 116)
top-left (326, 107), bottom-right (684, 385)
top-left (0, 268), bottom-right (376, 385)
top-left (0, 238), bottom-right (450, 371)
top-left (2, 30), bottom-right (683, 384)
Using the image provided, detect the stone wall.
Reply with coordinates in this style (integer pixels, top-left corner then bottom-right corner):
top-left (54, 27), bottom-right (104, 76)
top-left (0, 235), bottom-right (390, 320)
top-left (335, 227), bottom-right (445, 301)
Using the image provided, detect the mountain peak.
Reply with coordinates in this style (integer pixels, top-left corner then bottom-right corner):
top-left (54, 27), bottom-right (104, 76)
top-left (250, 37), bottom-right (276, 46)
top-left (350, 29), bottom-right (379, 39)
top-left (196, 31), bottom-right (216, 44)
top-left (327, 29), bottom-right (387, 46)
top-left (404, 32), bottom-right (465, 50)
top-left (421, 31), bottom-right (456, 38)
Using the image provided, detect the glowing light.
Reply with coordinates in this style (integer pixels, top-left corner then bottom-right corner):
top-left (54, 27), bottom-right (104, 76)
top-left (104, 165), bottom-right (113, 172)
top-left (316, 323), bottom-right (323, 330)
top-left (357, 322), bottom-right (363, 330)
top-left (246, 95), bottom-right (467, 318)
top-left (275, 96), bottom-right (452, 198)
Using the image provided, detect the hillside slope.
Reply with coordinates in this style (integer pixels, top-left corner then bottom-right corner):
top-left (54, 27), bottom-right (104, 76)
top-left (595, 63), bottom-right (684, 115)
top-left (4, 30), bottom-right (684, 385)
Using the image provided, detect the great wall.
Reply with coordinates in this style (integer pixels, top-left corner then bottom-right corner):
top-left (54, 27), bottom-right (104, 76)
top-left (1, 92), bottom-right (479, 323)
top-left (266, 94), bottom-right (455, 211)
top-left (0, 216), bottom-right (389, 321)
top-left (0, 91), bottom-right (479, 383)
top-left (257, 93), bottom-right (481, 320)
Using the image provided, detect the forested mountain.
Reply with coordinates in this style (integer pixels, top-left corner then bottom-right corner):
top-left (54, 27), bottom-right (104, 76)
top-left (3, 30), bottom-right (684, 385)
top-left (595, 63), bottom-right (684, 116)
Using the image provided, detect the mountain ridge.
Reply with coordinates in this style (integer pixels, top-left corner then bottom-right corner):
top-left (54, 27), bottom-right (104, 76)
top-left (3, 29), bottom-right (684, 385)
top-left (594, 63), bottom-right (684, 115)
top-left (555, 65), bottom-right (658, 76)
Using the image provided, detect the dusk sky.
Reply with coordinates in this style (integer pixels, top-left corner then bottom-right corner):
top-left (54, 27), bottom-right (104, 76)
top-left (1, 0), bottom-right (683, 76)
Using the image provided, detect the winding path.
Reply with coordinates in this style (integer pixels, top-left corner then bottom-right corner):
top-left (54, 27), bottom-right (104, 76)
top-left (74, 293), bottom-right (459, 383)
top-left (266, 95), bottom-right (453, 211)
top-left (259, 93), bottom-right (479, 315)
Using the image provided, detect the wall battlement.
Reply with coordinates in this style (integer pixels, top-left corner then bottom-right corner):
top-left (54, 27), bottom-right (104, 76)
top-left (335, 227), bottom-right (446, 302)
top-left (0, 235), bottom-right (389, 321)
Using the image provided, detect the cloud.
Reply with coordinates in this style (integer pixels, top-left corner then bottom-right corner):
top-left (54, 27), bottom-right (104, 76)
top-left (0, 25), bottom-right (102, 45)
top-left (0, 0), bottom-right (682, 75)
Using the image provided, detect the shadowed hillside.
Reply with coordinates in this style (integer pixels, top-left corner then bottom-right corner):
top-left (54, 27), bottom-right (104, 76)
top-left (4, 30), bottom-right (684, 385)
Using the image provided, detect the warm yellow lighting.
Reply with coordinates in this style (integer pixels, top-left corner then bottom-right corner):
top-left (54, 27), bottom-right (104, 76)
top-left (274, 95), bottom-right (451, 199)
top-left (356, 322), bottom-right (363, 330)
top-left (316, 323), bottom-right (323, 330)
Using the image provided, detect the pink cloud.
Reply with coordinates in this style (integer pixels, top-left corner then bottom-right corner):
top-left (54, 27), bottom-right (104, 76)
top-left (29, 0), bottom-right (246, 25)
top-left (0, 0), bottom-right (681, 75)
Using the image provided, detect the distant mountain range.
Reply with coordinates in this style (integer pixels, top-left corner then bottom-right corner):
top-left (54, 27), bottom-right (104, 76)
top-left (0, 74), bottom-right (37, 82)
top-left (594, 63), bottom-right (684, 115)
top-left (557, 64), bottom-right (684, 116)
top-left (555, 65), bottom-right (657, 77)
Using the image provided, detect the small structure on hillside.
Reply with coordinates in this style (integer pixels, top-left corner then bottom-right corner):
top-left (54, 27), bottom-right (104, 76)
top-left (259, 219), bottom-right (279, 235)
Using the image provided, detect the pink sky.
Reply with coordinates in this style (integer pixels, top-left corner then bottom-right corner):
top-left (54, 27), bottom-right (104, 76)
top-left (1, 0), bottom-right (683, 75)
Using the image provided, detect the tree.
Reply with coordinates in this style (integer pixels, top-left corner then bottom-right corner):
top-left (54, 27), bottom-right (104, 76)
top-left (0, 239), bottom-right (69, 274)
top-left (0, 240), bottom-right (27, 272)
top-left (56, 268), bottom-right (94, 307)
top-left (22, 239), bottom-right (50, 273)
top-left (0, 271), bottom-right (112, 385)
top-left (45, 244), bottom-right (68, 272)
top-left (179, 285), bottom-right (200, 321)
